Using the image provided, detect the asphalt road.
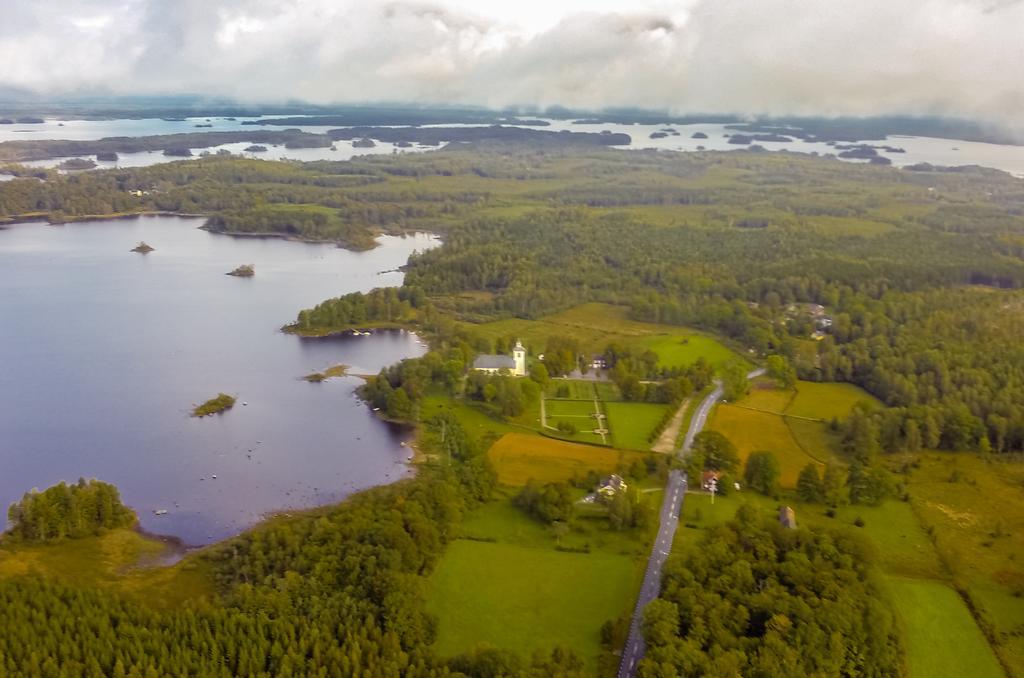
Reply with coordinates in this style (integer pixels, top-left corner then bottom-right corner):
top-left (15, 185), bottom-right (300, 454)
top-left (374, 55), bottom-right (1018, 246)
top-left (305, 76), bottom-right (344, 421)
top-left (617, 368), bottom-right (766, 677)
top-left (615, 468), bottom-right (686, 678)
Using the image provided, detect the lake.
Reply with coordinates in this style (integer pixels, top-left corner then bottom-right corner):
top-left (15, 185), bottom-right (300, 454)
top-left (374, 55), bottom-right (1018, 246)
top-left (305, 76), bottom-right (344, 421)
top-left (0, 215), bottom-right (439, 545)
top-left (5, 115), bottom-right (1024, 177)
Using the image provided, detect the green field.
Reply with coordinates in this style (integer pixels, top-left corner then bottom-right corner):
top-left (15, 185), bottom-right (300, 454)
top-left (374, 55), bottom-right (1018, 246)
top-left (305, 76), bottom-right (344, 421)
top-left (605, 402), bottom-right (671, 451)
top-left (637, 334), bottom-right (743, 370)
top-left (426, 492), bottom-right (649, 672)
top-left (886, 577), bottom-right (1004, 678)
top-left (907, 453), bottom-right (1024, 674)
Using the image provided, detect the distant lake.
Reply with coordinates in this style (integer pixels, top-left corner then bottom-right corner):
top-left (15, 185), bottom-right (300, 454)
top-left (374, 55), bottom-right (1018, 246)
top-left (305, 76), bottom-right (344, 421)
top-left (0, 216), bottom-right (439, 544)
top-left (5, 116), bottom-right (1024, 177)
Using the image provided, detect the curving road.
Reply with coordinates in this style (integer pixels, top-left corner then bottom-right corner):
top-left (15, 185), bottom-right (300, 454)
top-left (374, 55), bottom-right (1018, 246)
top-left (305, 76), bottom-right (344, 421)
top-left (617, 368), bottom-right (765, 677)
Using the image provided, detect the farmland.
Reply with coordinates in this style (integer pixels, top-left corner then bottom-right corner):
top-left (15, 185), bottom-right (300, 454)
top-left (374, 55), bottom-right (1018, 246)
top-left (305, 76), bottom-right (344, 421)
top-left (486, 432), bottom-right (647, 486)
top-left (708, 380), bottom-right (879, 487)
top-left (426, 488), bottom-right (654, 673)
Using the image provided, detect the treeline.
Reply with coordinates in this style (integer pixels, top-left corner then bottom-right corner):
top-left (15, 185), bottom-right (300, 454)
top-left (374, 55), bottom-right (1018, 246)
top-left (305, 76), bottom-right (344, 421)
top-left (640, 505), bottom-right (902, 676)
top-left (290, 286), bottom-right (426, 334)
top-left (5, 479), bottom-right (135, 542)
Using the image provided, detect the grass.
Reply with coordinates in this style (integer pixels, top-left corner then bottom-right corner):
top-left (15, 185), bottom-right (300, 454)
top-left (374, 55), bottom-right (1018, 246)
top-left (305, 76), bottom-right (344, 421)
top-left (786, 381), bottom-right (882, 420)
top-left (192, 392), bottom-right (236, 417)
top-left (637, 334), bottom-right (741, 370)
top-left (0, 529), bottom-right (213, 611)
top-left (427, 487), bottom-right (654, 672)
top-left (709, 404), bottom-right (824, 486)
top-left (427, 541), bottom-right (637, 671)
top-left (487, 432), bottom-right (645, 486)
top-left (605, 402), bottom-right (671, 451)
top-left (905, 452), bottom-right (1024, 675)
top-left (885, 577), bottom-right (1004, 678)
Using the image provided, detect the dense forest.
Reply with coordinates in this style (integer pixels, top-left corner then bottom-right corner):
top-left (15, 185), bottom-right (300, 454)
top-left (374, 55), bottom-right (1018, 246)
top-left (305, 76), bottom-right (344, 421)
top-left (639, 505), bottom-right (903, 676)
top-left (5, 479), bottom-right (135, 542)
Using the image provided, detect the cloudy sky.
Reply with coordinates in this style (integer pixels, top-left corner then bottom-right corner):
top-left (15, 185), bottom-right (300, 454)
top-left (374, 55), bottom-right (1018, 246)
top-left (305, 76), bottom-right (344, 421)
top-left (1, 0), bottom-right (1022, 126)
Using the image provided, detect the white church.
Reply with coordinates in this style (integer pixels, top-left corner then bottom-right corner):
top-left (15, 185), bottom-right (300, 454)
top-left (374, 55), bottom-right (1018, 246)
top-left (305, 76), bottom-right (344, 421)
top-left (472, 339), bottom-right (527, 376)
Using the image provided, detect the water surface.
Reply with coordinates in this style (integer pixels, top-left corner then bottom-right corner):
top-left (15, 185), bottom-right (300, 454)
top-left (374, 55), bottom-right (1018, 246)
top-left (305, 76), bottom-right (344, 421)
top-left (0, 216), bottom-right (438, 544)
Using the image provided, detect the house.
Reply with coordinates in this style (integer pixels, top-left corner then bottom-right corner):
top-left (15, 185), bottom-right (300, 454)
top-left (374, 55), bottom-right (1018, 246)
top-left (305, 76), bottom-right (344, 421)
top-left (591, 355), bottom-right (608, 370)
top-left (701, 470), bottom-right (720, 492)
top-left (597, 474), bottom-right (628, 499)
top-left (779, 506), bottom-right (797, 529)
top-left (472, 339), bottom-right (527, 376)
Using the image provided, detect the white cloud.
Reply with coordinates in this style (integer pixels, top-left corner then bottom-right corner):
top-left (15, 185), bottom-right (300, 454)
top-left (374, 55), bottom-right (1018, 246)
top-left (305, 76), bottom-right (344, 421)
top-left (0, 0), bottom-right (1021, 131)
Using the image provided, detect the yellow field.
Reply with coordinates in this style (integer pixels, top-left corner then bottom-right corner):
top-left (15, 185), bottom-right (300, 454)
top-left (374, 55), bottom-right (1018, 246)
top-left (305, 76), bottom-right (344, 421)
top-left (709, 405), bottom-right (824, 487)
top-left (786, 381), bottom-right (881, 419)
top-left (487, 432), bottom-right (643, 485)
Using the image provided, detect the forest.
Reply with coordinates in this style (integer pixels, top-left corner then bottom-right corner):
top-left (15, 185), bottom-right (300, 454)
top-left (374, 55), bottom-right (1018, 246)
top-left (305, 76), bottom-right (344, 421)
top-left (639, 505), bottom-right (903, 676)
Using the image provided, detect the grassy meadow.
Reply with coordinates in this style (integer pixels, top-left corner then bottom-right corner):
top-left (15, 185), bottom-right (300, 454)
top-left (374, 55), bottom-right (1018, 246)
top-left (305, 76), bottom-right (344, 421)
top-left (0, 528), bottom-right (213, 611)
top-left (605, 401), bottom-right (672, 451)
top-left (426, 487), bottom-right (654, 673)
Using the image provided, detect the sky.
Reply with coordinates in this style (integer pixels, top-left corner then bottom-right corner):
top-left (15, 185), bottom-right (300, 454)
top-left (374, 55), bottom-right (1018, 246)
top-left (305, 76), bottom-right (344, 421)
top-left (1, 0), bottom-right (1022, 128)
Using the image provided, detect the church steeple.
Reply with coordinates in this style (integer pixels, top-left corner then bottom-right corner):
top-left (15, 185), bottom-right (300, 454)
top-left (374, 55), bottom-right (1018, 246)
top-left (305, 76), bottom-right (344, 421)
top-left (512, 339), bottom-right (526, 376)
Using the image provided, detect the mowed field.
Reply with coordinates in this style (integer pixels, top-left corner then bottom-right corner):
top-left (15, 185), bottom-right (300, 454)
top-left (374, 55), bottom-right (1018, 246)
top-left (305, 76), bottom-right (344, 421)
top-left (886, 577), bottom-right (1004, 678)
top-left (605, 402), bottom-right (671, 451)
top-left (427, 540), bottom-right (637, 672)
top-left (487, 432), bottom-right (646, 485)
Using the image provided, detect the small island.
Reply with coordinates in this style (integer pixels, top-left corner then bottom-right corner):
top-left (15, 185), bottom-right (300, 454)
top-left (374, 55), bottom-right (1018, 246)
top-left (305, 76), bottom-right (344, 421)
top-left (352, 137), bottom-right (376, 148)
top-left (96, 151), bottom-right (119, 161)
top-left (244, 145), bottom-right (268, 152)
top-left (691, 131), bottom-right (709, 139)
top-left (226, 264), bottom-right (255, 277)
top-left (163, 148), bottom-right (193, 157)
top-left (192, 393), bottom-right (236, 417)
top-left (302, 364), bottom-right (349, 382)
top-left (131, 241), bottom-right (155, 254)
top-left (57, 157), bottom-right (97, 170)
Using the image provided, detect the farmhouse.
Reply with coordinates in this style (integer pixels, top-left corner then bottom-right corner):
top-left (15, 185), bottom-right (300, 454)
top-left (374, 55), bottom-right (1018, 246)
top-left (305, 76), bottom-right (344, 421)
top-left (472, 339), bottom-right (527, 376)
top-left (597, 474), bottom-right (628, 498)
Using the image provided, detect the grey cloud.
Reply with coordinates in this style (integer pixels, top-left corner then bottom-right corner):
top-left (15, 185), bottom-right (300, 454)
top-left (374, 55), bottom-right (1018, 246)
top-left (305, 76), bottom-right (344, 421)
top-left (0, 0), bottom-right (1021, 132)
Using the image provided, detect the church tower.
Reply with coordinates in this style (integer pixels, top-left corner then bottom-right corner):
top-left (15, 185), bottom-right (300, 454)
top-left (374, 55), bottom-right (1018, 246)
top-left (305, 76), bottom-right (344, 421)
top-left (513, 339), bottom-right (526, 376)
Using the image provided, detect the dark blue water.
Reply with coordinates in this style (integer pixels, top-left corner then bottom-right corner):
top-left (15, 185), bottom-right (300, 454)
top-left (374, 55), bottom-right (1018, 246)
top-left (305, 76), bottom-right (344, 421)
top-left (0, 216), bottom-right (438, 544)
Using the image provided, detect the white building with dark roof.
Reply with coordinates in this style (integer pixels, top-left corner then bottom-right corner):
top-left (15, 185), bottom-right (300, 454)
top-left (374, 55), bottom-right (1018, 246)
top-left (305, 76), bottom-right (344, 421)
top-left (472, 339), bottom-right (527, 376)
